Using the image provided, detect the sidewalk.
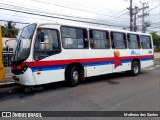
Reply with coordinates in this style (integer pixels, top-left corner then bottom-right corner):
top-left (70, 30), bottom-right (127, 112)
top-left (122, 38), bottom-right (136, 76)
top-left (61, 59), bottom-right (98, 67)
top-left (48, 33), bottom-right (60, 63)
top-left (154, 52), bottom-right (160, 60)
top-left (0, 67), bottom-right (16, 88)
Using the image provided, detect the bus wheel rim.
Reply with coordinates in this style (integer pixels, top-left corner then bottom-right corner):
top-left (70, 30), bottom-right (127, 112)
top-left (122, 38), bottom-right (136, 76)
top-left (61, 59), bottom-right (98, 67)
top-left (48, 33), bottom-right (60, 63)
top-left (73, 71), bottom-right (79, 81)
top-left (133, 64), bottom-right (139, 74)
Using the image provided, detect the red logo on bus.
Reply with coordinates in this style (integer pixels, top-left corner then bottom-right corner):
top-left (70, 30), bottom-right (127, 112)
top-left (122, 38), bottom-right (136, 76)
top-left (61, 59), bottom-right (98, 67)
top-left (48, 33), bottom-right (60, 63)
top-left (114, 51), bottom-right (122, 68)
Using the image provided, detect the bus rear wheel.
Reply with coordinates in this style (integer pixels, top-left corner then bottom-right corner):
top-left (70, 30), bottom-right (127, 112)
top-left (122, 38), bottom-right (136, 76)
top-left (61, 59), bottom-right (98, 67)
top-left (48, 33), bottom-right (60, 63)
top-left (131, 61), bottom-right (140, 76)
top-left (67, 66), bottom-right (80, 87)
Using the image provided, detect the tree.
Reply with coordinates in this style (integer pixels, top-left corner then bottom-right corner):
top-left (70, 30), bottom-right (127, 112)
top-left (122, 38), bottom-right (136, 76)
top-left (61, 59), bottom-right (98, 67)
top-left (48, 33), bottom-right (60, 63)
top-left (2, 21), bottom-right (19, 38)
top-left (150, 32), bottom-right (160, 51)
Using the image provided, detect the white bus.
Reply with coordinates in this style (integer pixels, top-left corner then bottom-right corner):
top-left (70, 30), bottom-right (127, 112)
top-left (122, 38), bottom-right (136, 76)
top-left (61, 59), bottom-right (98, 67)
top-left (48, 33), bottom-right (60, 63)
top-left (11, 22), bottom-right (154, 86)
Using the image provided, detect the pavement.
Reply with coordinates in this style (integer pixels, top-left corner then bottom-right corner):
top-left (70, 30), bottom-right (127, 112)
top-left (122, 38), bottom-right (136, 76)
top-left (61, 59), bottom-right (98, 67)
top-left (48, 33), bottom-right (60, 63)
top-left (0, 67), bottom-right (16, 88)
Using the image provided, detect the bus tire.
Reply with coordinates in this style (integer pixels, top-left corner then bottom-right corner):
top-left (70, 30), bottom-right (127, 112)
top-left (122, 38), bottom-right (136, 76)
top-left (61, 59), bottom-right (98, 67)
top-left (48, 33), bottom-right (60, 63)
top-left (67, 66), bottom-right (80, 87)
top-left (131, 61), bottom-right (140, 76)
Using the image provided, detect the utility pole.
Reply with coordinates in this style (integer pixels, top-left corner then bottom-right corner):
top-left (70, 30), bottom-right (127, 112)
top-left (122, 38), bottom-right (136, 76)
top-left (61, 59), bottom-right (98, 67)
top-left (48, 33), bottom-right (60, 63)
top-left (133, 6), bottom-right (139, 32)
top-left (126, 0), bottom-right (134, 31)
top-left (129, 0), bottom-right (133, 31)
top-left (128, 0), bottom-right (133, 31)
top-left (138, 2), bottom-right (149, 33)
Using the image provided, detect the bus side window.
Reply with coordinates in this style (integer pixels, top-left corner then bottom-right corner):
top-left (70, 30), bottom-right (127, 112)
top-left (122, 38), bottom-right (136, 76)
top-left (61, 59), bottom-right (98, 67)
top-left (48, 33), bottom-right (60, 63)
top-left (89, 29), bottom-right (109, 49)
top-left (61, 26), bottom-right (88, 49)
top-left (127, 33), bottom-right (140, 49)
top-left (140, 35), bottom-right (152, 49)
top-left (111, 32), bottom-right (126, 49)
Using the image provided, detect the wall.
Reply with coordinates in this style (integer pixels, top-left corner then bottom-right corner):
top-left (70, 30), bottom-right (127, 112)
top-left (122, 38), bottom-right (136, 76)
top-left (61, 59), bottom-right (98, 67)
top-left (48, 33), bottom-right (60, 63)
top-left (2, 38), bottom-right (16, 48)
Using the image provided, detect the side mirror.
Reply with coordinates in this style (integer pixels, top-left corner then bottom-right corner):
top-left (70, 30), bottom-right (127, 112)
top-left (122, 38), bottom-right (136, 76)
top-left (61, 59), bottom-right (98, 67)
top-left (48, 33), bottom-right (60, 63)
top-left (38, 32), bottom-right (45, 42)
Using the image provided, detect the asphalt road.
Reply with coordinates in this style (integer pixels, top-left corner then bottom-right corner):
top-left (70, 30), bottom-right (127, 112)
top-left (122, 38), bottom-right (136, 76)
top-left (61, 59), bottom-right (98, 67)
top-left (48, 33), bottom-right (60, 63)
top-left (0, 66), bottom-right (160, 120)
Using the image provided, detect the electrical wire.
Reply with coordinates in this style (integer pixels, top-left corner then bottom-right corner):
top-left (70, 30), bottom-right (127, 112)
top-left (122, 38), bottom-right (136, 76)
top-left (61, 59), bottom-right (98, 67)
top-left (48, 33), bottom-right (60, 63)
top-left (0, 2), bottom-right (130, 22)
top-left (32, 0), bottom-right (123, 13)
top-left (0, 7), bottom-right (126, 27)
top-left (0, 19), bottom-right (30, 24)
top-left (0, 2), bottom-right (130, 26)
top-left (31, 0), bottom-right (124, 18)
top-left (147, 4), bottom-right (160, 12)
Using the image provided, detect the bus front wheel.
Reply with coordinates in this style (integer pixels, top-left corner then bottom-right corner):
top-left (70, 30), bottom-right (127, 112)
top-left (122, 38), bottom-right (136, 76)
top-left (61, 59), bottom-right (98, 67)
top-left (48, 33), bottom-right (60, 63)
top-left (131, 61), bottom-right (140, 76)
top-left (67, 66), bottom-right (80, 87)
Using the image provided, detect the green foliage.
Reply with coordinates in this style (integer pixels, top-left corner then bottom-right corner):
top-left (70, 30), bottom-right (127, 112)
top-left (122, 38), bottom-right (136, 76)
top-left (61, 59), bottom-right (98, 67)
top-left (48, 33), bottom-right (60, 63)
top-left (2, 21), bottom-right (19, 38)
top-left (150, 32), bottom-right (160, 52)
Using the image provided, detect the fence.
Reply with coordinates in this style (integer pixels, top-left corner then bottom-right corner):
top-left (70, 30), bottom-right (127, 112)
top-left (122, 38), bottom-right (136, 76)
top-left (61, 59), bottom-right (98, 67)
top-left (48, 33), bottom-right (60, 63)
top-left (2, 48), bottom-right (13, 67)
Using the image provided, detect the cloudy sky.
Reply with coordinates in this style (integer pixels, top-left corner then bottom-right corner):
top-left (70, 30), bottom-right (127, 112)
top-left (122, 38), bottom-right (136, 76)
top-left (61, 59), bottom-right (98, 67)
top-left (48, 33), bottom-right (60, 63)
top-left (0, 0), bottom-right (159, 33)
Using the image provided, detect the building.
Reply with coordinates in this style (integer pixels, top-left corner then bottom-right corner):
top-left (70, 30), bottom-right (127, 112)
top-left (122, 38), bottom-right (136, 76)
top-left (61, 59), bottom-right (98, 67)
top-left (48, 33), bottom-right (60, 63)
top-left (2, 38), bottom-right (16, 49)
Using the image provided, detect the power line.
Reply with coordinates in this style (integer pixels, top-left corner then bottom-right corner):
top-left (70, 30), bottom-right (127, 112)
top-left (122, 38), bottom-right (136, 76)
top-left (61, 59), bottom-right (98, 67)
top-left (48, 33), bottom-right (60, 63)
top-left (107, 11), bottom-right (128, 21)
top-left (33, 0), bottom-right (122, 14)
top-left (0, 3), bottom-right (95, 21)
top-left (0, 19), bottom-right (30, 24)
top-left (0, 10), bottom-right (129, 26)
top-left (0, 3), bottom-right (129, 27)
top-left (0, 11), bottom-right (55, 22)
top-left (147, 4), bottom-right (160, 12)
top-left (0, 7), bottom-right (126, 28)
top-left (0, 2), bottom-right (130, 22)
top-left (136, 4), bottom-right (160, 19)
top-left (30, 0), bottom-right (121, 18)
top-left (111, 9), bottom-right (127, 16)
top-left (57, 0), bottom-right (122, 11)
top-left (1, 0), bottom-right (116, 14)
top-left (2, 4), bottom-right (130, 22)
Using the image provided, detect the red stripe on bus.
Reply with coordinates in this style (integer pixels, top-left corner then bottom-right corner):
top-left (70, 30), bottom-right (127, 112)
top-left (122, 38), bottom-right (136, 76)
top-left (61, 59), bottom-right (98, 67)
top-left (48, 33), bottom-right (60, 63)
top-left (28, 57), bottom-right (114, 67)
top-left (27, 55), bottom-right (153, 67)
top-left (11, 62), bottom-right (26, 70)
top-left (120, 55), bottom-right (153, 60)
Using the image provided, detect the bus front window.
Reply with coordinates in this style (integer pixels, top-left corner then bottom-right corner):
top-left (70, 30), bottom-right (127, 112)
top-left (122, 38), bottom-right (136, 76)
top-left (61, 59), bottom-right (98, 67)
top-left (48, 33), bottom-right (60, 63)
top-left (12, 24), bottom-right (36, 63)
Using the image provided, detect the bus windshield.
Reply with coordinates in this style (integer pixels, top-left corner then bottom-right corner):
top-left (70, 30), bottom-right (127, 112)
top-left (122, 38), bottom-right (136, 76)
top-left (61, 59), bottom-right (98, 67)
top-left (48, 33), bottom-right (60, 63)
top-left (12, 24), bottom-right (36, 62)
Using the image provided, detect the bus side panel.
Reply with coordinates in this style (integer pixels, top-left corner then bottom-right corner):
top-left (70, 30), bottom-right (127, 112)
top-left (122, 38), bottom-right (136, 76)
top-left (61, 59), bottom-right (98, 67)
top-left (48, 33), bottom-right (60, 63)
top-left (139, 48), bottom-right (154, 69)
top-left (81, 49), bottom-right (113, 77)
top-left (86, 64), bottom-right (113, 77)
top-left (141, 60), bottom-right (154, 68)
top-left (112, 49), bottom-right (132, 73)
top-left (112, 63), bottom-right (131, 73)
top-left (33, 69), bottom-right (65, 85)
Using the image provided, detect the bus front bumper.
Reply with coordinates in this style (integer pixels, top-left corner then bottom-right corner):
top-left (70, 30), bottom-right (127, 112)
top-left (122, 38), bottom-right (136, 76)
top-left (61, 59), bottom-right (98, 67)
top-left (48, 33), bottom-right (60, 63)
top-left (12, 68), bottom-right (36, 86)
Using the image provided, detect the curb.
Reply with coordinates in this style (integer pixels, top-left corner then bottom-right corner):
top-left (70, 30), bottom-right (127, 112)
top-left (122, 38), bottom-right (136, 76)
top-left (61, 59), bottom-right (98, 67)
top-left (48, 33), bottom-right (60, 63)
top-left (0, 82), bottom-right (18, 88)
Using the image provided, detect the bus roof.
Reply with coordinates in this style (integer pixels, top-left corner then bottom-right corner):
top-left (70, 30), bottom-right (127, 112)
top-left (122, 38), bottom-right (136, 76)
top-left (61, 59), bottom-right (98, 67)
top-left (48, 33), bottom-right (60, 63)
top-left (36, 21), bottom-right (151, 36)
